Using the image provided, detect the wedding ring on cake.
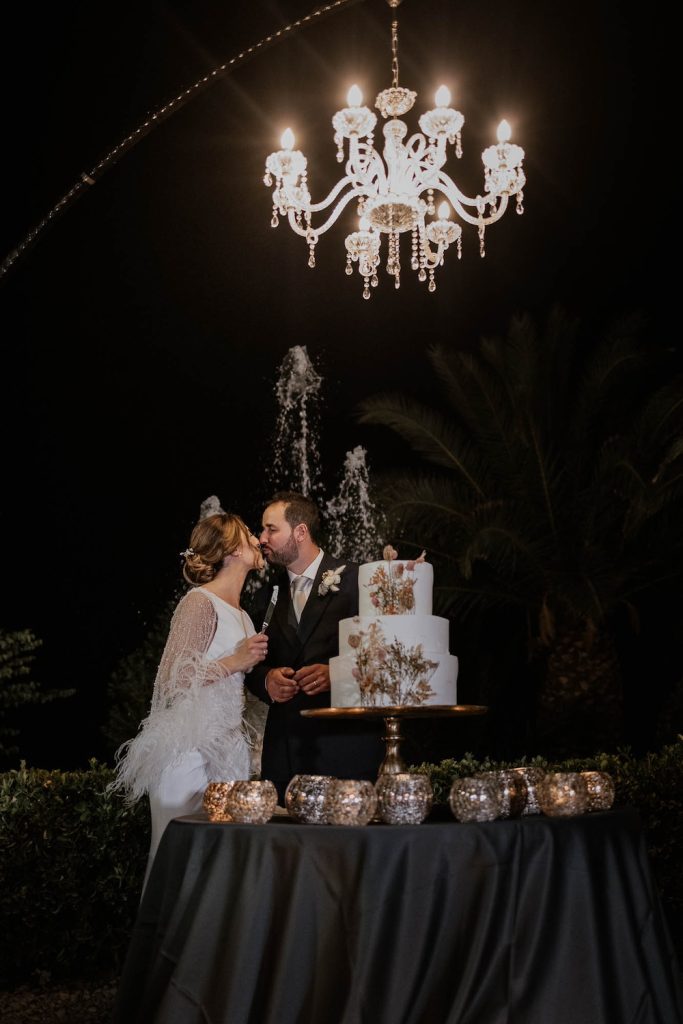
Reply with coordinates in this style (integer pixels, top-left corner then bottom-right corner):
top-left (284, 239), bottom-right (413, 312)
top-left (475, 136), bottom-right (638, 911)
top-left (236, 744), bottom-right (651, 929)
top-left (285, 774), bottom-right (337, 824)
top-left (537, 772), bottom-right (589, 817)
top-left (449, 776), bottom-right (502, 822)
top-left (375, 772), bottom-right (433, 824)
top-left (223, 780), bottom-right (278, 824)
top-left (476, 769), bottom-right (528, 818)
top-left (580, 771), bottom-right (615, 812)
top-left (203, 782), bottom-right (237, 822)
top-left (324, 779), bottom-right (377, 826)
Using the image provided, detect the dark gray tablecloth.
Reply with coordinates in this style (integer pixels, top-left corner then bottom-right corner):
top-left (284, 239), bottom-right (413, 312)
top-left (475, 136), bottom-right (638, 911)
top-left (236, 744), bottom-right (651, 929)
top-left (112, 808), bottom-right (682, 1024)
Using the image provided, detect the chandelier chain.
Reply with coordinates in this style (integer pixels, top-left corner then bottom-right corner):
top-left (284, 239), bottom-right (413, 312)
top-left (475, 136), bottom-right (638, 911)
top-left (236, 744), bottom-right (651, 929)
top-left (391, 19), bottom-right (399, 87)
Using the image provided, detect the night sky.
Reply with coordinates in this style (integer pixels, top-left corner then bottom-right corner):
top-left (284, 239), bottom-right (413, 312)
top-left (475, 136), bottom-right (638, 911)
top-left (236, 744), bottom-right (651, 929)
top-left (0, 1), bottom-right (672, 766)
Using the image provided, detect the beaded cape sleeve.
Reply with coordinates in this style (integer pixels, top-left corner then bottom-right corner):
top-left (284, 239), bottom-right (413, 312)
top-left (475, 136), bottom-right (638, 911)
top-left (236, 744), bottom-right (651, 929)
top-left (111, 589), bottom-right (250, 801)
top-left (150, 589), bottom-right (221, 708)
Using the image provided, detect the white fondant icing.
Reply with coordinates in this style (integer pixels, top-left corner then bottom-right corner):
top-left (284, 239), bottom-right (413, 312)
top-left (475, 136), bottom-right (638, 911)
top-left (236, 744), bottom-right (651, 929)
top-left (331, 560), bottom-right (458, 708)
top-left (338, 615), bottom-right (450, 653)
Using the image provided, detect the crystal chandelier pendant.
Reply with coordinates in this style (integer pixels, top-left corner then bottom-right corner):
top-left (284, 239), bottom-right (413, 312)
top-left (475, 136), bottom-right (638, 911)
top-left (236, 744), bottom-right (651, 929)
top-left (264, 1), bottom-right (525, 299)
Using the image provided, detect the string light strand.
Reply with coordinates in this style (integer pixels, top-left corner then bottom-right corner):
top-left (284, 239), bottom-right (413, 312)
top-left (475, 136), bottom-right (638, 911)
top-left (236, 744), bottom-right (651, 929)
top-left (0, 0), bottom-right (365, 280)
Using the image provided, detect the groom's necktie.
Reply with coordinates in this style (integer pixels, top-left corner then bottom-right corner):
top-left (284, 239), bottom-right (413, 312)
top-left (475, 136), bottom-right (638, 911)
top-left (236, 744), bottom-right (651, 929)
top-left (289, 575), bottom-right (309, 627)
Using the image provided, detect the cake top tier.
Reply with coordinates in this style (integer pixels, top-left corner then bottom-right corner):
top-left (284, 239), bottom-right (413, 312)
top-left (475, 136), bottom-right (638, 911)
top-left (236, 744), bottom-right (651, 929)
top-left (358, 559), bottom-right (433, 616)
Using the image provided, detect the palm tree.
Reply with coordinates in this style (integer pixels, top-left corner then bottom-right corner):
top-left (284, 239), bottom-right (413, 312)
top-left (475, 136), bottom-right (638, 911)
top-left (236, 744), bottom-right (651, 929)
top-left (359, 308), bottom-right (683, 753)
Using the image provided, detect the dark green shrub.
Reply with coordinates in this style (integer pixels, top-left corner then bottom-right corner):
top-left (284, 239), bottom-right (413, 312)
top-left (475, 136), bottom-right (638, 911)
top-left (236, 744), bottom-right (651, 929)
top-left (413, 743), bottom-right (683, 944)
top-left (0, 629), bottom-right (75, 762)
top-left (0, 761), bottom-right (149, 986)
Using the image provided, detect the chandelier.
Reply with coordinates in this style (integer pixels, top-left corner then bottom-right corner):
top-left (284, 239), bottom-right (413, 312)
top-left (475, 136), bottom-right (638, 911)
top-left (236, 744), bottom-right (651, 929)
top-left (264, 0), bottom-right (526, 299)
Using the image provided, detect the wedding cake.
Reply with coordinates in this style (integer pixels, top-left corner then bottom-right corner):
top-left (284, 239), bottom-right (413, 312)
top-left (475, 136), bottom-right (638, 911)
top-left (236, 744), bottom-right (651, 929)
top-left (329, 550), bottom-right (458, 707)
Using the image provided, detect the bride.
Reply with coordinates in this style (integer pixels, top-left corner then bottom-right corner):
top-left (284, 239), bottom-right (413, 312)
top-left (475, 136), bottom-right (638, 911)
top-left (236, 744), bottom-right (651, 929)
top-left (113, 509), bottom-right (268, 886)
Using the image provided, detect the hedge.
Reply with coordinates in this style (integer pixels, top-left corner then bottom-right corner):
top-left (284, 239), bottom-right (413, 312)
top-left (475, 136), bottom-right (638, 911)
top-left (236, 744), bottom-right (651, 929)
top-left (0, 761), bottom-right (148, 987)
top-left (1, 745), bottom-right (681, 986)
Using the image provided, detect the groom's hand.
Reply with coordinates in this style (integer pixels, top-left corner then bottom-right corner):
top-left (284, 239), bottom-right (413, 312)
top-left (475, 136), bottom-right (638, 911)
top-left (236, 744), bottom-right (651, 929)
top-left (295, 664), bottom-right (330, 696)
top-left (265, 667), bottom-right (298, 703)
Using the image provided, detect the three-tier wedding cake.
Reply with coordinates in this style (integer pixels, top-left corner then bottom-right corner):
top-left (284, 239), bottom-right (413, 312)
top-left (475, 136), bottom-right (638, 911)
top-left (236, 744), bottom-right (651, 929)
top-left (329, 551), bottom-right (458, 707)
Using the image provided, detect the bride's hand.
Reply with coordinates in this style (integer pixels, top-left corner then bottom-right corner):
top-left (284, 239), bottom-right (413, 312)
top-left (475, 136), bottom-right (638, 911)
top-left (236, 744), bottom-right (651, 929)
top-left (220, 634), bottom-right (268, 674)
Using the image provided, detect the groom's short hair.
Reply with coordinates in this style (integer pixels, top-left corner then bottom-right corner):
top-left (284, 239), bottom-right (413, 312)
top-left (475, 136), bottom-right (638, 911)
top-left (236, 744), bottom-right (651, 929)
top-left (269, 491), bottom-right (321, 544)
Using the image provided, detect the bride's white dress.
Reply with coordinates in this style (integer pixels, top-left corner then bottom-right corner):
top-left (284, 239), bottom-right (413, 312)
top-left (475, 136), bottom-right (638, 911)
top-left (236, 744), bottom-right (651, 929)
top-left (113, 587), bottom-right (256, 885)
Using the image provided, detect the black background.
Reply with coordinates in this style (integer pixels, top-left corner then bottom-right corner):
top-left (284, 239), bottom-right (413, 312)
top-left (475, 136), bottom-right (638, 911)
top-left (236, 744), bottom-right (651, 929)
top-left (0, 1), bottom-right (674, 766)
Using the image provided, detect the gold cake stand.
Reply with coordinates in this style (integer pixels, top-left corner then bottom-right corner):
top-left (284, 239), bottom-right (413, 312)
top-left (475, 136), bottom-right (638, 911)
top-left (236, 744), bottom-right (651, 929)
top-left (301, 705), bottom-right (488, 776)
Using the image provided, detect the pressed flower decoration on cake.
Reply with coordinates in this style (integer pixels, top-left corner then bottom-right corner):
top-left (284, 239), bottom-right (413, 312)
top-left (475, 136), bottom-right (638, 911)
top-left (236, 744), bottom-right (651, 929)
top-left (367, 547), bottom-right (427, 615)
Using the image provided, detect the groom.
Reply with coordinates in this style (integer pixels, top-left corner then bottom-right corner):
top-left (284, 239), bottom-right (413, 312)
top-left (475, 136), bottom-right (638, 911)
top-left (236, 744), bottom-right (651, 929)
top-left (247, 490), bottom-right (382, 802)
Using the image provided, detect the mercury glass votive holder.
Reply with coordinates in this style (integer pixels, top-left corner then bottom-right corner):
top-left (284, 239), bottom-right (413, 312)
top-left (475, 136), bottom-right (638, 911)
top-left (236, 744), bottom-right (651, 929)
top-left (324, 779), bottom-right (377, 826)
top-left (537, 772), bottom-right (588, 817)
top-left (203, 782), bottom-right (236, 822)
top-left (477, 770), bottom-right (528, 818)
top-left (508, 767), bottom-right (547, 815)
top-left (375, 773), bottom-right (433, 825)
top-left (285, 774), bottom-right (337, 824)
top-left (223, 780), bottom-right (278, 824)
top-left (581, 771), bottom-right (615, 812)
top-left (449, 776), bottom-right (503, 823)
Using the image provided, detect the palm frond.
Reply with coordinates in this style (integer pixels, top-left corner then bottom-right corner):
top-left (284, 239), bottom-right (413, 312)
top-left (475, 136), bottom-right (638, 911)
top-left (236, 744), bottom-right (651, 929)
top-left (358, 394), bottom-right (487, 496)
top-left (653, 435), bottom-right (683, 483)
top-left (570, 317), bottom-right (645, 458)
top-left (429, 345), bottom-right (522, 488)
top-left (523, 417), bottom-right (561, 535)
top-left (373, 471), bottom-right (478, 517)
top-left (359, 308), bottom-right (683, 629)
top-left (435, 582), bottom-right (530, 619)
top-left (457, 524), bottom-right (543, 580)
top-left (630, 378), bottom-right (683, 457)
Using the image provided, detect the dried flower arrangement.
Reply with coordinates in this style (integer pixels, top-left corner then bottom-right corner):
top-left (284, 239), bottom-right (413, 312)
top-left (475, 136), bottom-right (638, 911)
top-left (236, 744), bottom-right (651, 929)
top-left (366, 546), bottom-right (427, 615)
top-left (348, 621), bottom-right (438, 705)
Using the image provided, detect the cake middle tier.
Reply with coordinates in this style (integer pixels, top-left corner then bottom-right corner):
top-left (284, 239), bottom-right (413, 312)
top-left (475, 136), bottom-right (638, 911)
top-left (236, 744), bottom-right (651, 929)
top-left (338, 614), bottom-right (451, 654)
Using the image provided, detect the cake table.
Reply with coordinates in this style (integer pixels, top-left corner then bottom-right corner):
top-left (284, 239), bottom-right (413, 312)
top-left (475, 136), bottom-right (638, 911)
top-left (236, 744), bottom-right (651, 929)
top-left (301, 704), bottom-right (488, 775)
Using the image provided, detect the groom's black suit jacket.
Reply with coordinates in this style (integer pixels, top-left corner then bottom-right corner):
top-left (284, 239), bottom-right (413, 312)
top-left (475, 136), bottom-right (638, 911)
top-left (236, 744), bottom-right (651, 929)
top-left (247, 552), bottom-right (382, 800)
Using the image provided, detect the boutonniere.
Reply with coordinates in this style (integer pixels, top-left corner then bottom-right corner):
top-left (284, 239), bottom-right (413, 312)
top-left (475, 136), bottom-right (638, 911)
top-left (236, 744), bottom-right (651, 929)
top-left (319, 565), bottom-right (346, 597)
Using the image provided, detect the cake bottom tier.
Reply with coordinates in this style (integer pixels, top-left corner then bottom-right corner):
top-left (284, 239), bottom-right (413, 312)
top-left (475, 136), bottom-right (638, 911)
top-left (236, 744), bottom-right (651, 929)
top-left (329, 651), bottom-right (458, 708)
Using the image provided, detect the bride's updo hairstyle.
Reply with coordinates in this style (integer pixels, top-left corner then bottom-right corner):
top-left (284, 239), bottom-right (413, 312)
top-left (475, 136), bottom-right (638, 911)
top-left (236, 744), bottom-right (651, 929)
top-left (182, 513), bottom-right (250, 586)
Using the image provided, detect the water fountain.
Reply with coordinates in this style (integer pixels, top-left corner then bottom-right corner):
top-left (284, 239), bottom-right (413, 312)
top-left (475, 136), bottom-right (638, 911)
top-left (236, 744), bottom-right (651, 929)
top-left (223, 346), bottom-right (385, 614)
top-left (326, 445), bottom-right (384, 561)
top-left (266, 347), bottom-right (384, 561)
top-left (269, 345), bottom-right (324, 500)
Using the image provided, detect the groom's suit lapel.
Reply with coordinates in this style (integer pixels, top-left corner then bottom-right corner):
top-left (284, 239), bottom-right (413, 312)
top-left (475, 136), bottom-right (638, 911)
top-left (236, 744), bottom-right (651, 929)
top-left (296, 552), bottom-right (338, 649)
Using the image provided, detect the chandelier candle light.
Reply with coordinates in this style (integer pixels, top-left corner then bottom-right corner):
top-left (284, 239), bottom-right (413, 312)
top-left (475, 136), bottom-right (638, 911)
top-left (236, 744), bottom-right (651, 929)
top-left (264, 0), bottom-right (525, 299)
